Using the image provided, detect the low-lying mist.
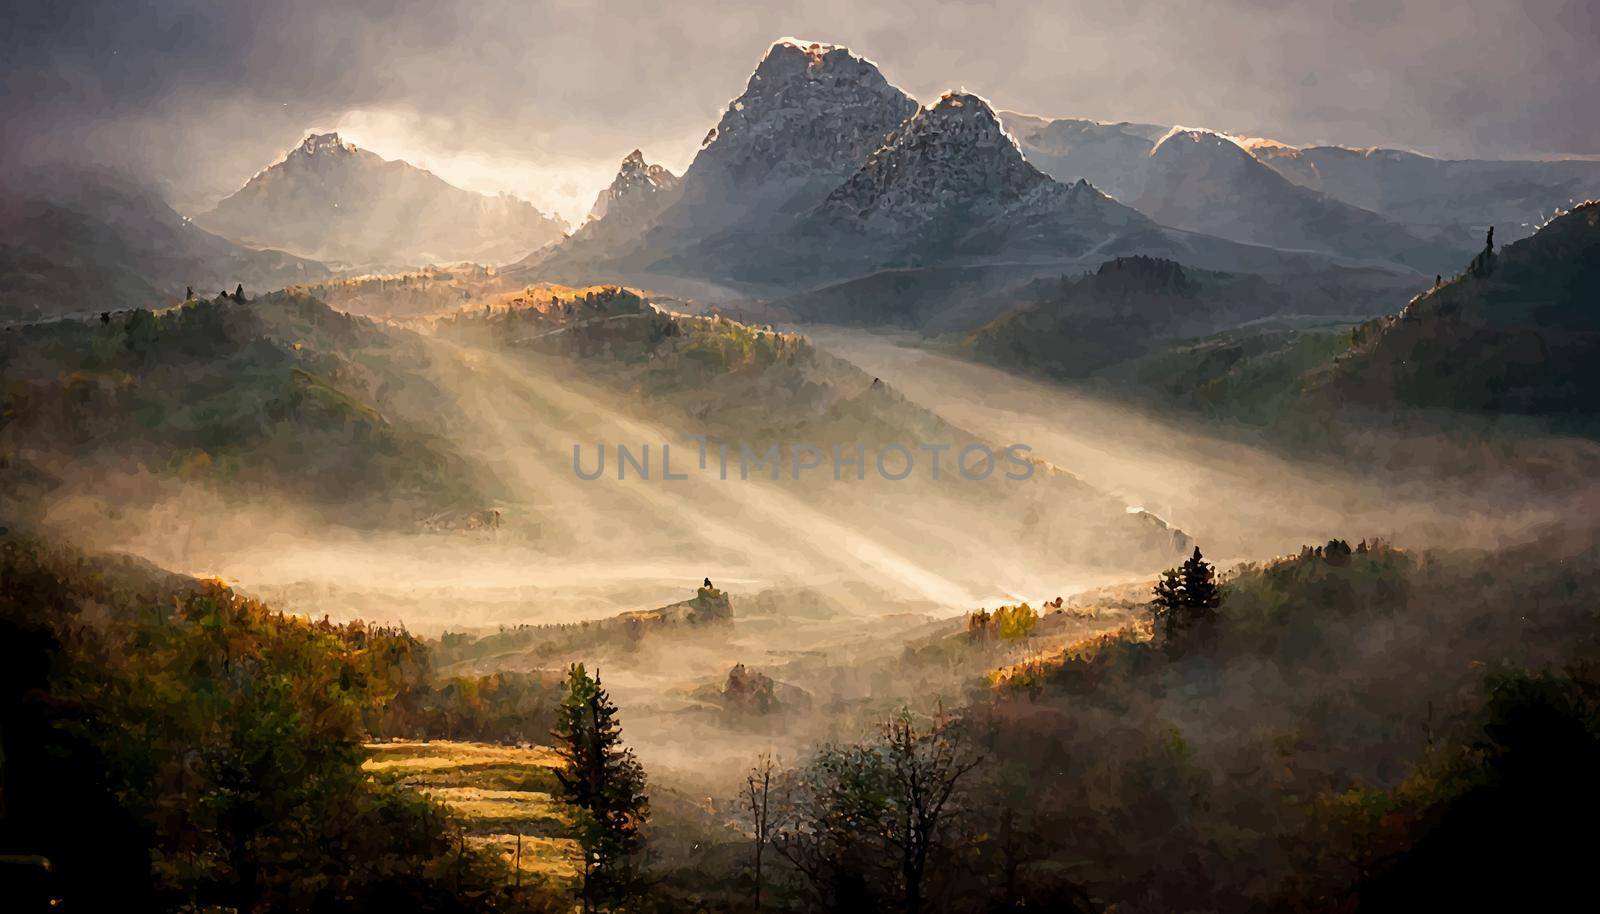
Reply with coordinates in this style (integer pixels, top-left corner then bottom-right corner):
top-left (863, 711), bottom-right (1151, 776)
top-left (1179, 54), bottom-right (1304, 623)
top-left (807, 327), bottom-right (1600, 565)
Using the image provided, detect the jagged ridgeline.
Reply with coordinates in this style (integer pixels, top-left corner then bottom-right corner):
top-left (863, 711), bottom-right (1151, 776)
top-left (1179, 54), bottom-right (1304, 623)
top-left (433, 284), bottom-right (1190, 568)
top-left (0, 289), bottom-right (495, 527)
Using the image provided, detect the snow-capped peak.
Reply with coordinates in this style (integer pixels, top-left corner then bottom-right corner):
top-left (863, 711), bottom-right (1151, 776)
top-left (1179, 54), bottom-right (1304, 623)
top-left (683, 37), bottom-right (917, 197)
top-left (1150, 126), bottom-right (1251, 157)
top-left (819, 89), bottom-right (1055, 230)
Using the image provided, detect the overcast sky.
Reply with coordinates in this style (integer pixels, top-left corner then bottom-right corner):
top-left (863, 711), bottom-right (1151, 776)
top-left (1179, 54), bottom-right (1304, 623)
top-left (4, 0), bottom-right (1597, 223)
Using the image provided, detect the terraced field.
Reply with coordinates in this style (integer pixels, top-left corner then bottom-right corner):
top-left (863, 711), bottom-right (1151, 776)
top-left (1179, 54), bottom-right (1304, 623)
top-left (364, 741), bottom-right (581, 888)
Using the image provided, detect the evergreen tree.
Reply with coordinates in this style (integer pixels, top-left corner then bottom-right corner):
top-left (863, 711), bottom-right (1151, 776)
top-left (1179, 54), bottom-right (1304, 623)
top-left (552, 663), bottom-right (649, 912)
top-left (1150, 547), bottom-right (1222, 644)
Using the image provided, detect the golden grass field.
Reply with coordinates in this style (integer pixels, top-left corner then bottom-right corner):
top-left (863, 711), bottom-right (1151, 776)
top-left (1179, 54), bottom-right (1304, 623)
top-left (365, 740), bottom-right (581, 885)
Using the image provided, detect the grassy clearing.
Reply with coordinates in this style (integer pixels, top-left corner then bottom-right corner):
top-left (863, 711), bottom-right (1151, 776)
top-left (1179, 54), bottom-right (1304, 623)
top-left (365, 740), bottom-right (581, 886)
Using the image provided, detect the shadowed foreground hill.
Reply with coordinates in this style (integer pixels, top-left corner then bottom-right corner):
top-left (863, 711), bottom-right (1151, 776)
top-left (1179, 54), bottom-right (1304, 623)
top-left (968, 529), bottom-right (1600, 912)
top-left (0, 532), bottom-right (570, 912)
top-left (964, 256), bottom-right (1293, 377)
top-left (954, 204), bottom-right (1600, 441)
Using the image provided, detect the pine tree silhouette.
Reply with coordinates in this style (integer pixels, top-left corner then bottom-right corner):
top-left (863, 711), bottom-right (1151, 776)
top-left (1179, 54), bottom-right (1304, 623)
top-left (1151, 547), bottom-right (1222, 644)
top-left (552, 664), bottom-right (649, 912)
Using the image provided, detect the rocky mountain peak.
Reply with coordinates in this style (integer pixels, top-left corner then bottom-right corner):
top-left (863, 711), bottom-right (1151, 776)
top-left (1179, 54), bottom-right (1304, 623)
top-left (588, 150), bottom-right (680, 222)
top-left (683, 37), bottom-right (917, 196)
top-left (819, 90), bottom-right (1052, 228)
top-left (292, 132), bottom-right (357, 159)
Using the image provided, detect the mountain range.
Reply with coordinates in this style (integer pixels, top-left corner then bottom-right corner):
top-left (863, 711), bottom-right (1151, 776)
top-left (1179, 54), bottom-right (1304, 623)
top-left (523, 41), bottom-right (1402, 296)
top-left (1004, 111), bottom-right (1600, 247)
top-left (10, 34), bottom-right (1597, 348)
top-left (196, 133), bottom-right (568, 269)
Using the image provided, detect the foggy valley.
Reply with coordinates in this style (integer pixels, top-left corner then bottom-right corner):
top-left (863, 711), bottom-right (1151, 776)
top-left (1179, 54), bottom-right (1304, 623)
top-left (4, 8), bottom-right (1600, 914)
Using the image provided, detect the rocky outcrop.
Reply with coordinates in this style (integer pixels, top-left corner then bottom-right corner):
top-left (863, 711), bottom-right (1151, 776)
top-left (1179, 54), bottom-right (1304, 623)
top-left (586, 150), bottom-right (680, 223)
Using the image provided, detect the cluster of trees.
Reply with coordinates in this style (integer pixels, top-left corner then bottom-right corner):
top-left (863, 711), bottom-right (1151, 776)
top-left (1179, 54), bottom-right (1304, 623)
top-left (0, 534), bottom-right (561, 912)
top-left (761, 711), bottom-right (987, 914)
top-left (965, 602), bottom-right (1040, 641)
top-left (0, 291), bottom-right (484, 524)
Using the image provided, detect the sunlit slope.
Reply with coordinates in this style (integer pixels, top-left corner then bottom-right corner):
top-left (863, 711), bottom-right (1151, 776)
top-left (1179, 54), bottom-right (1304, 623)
top-left (0, 289), bottom-right (489, 526)
top-left (9, 283), bottom-right (1187, 632)
top-left (364, 741), bottom-right (580, 889)
top-left (423, 288), bottom-right (1189, 591)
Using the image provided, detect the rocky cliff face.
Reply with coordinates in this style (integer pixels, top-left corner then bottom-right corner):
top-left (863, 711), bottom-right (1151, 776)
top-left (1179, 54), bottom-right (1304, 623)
top-left (587, 150), bottom-right (680, 223)
top-left (671, 38), bottom-right (920, 229)
top-left (516, 38), bottom-right (919, 285)
top-left (199, 133), bottom-right (568, 269)
top-left (819, 92), bottom-right (1055, 234)
top-left (564, 150), bottom-right (682, 252)
top-left (767, 92), bottom-right (1151, 278)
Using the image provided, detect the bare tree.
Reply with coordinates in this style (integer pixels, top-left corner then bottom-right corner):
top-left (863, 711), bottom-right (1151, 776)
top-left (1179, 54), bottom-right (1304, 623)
top-left (775, 709), bottom-right (985, 914)
top-left (743, 751), bottom-right (783, 912)
top-left (881, 709), bottom-right (985, 914)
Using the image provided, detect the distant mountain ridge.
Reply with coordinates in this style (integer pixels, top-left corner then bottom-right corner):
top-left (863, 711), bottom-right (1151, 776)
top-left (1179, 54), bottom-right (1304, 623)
top-left (1245, 142), bottom-right (1600, 235)
top-left (1132, 128), bottom-right (1464, 271)
top-left (998, 111), bottom-right (1167, 200)
top-left (0, 167), bottom-right (328, 323)
top-left (1003, 110), bottom-right (1600, 250)
top-left (522, 41), bottom-right (1419, 296)
top-left (198, 133), bottom-right (568, 269)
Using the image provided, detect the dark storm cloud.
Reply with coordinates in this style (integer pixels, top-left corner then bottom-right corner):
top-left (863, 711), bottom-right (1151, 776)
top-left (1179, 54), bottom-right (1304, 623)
top-left (4, 0), bottom-right (1596, 216)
